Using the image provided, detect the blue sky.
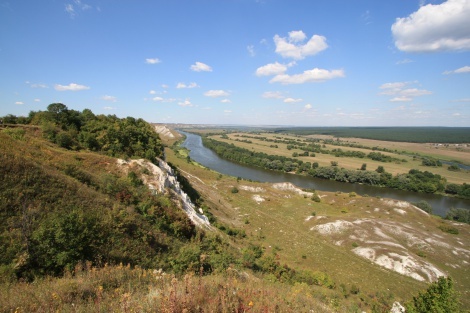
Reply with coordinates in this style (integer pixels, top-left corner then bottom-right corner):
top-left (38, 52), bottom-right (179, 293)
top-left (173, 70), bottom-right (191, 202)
top-left (1, 0), bottom-right (469, 126)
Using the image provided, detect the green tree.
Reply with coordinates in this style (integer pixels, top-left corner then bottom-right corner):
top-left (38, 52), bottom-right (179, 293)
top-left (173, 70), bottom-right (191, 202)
top-left (405, 276), bottom-right (461, 313)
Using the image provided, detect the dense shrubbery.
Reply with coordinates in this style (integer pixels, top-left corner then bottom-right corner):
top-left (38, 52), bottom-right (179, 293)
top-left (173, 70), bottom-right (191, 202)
top-left (5, 103), bottom-right (164, 161)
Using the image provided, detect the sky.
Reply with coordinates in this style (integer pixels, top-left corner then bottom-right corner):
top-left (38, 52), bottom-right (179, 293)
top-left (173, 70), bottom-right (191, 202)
top-left (1, 0), bottom-right (469, 126)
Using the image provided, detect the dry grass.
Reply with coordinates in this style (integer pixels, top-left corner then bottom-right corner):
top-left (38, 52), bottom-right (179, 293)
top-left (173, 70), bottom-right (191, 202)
top-left (0, 263), bottom-right (335, 313)
top-left (166, 146), bottom-right (470, 309)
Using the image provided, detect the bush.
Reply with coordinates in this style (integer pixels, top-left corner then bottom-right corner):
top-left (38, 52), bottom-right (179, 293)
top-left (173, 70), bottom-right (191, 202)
top-left (445, 208), bottom-right (470, 224)
top-left (414, 200), bottom-right (432, 214)
top-left (405, 277), bottom-right (462, 313)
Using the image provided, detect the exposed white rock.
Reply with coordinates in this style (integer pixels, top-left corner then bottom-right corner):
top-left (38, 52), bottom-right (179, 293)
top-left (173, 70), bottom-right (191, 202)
top-left (154, 125), bottom-right (175, 139)
top-left (117, 158), bottom-right (212, 229)
top-left (272, 182), bottom-right (313, 197)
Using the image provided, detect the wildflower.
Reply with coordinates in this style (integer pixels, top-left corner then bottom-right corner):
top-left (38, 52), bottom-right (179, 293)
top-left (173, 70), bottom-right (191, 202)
top-left (249, 301), bottom-right (253, 307)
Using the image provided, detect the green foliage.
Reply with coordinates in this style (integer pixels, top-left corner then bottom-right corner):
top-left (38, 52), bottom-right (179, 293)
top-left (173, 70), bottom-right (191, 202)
top-left (414, 200), bottom-right (433, 214)
top-left (25, 104), bottom-right (164, 161)
top-left (32, 210), bottom-right (106, 275)
top-left (447, 164), bottom-right (460, 172)
top-left (231, 186), bottom-right (239, 194)
top-left (438, 224), bottom-right (459, 235)
top-left (405, 277), bottom-right (462, 313)
top-left (445, 208), bottom-right (470, 224)
top-left (421, 157), bottom-right (442, 167)
top-left (1, 128), bottom-right (26, 140)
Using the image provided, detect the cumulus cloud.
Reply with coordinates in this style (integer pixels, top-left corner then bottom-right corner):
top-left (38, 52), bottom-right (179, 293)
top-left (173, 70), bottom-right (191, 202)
top-left (262, 91), bottom-right (285, 99)
top-left (221, 99), bottom-right (231, 103)
top-left (34, 99), bottom-right (41, 102)
top-left (270, 68), bottom-right (345, 84)
top-left (380, 81), bottom-right (432, 102)
top-left (176, 82), bottom-right (199, 89)
top-left (392, 0), bottom-right (470, 52)
top-left (283, 97), bottom-right (303, 103)
top-left (101, 95), bottom-right (117, 102)
top-left (190, 62), bottom-right (212, 72)
top-left (304, 104), bottom-right (312, 109)
top-left (146, 58), bottom-right (161, 64)
top-left (152, 96), bottom-right (176, 102)
top-left (54, 83), bottom-right (90, 91)
top-left (204, 90), bottom-right (229, 97)
top-left (255, 62), bottom-right (288, 76)
top-left (443, 65), bottom-right (470, 74)
top-left (103, 106), bottom-right (116, 110)
top-left (178, 99), bottom-right (193, 107)
top-left (274, 30), bottom-right (328, 60)
top-left (15, 101), bottom-right (24, 105)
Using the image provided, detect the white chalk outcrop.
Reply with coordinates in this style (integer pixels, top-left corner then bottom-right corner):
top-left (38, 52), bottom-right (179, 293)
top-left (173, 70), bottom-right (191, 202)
top-left (118, 158), bottom-right (212, 229)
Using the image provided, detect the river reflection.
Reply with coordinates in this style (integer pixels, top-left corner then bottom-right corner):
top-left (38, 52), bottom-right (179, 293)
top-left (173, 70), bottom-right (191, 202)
top-left (179, 131), bottom-right (469, 216)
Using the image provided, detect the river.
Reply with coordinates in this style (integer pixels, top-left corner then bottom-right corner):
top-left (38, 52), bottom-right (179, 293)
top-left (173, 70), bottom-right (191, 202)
top-left (179, 131), bottom-right (469, 216)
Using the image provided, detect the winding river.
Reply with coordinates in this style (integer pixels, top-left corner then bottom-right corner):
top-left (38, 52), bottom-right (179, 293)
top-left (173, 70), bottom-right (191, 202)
top-left (179, 131), bottom-right (469, 216)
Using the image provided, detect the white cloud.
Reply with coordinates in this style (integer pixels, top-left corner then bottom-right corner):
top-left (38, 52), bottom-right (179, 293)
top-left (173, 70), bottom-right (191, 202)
top-left (379, 81), bottom-right (432, 102)
top-left (176, 82), bottom-right (199, 89)
top-left (152, 96), bottom-right (176, 103)
top-left (103, 106), bottom-right (116, 110)
top-left (65, 1), bottom-right (94, 18)
top-left (274, 31), bottom-right (328, 60)
top-left (190, 62), bottom-right (212, 72)
top-left (283, 97), bottom-right (303, 103)
top-left (247, 45), bottom-right (255, 57)
top-left (221, 99), bottom-right (231, 103)
top-left (65, 4), bottom-right (75, 17)
top-left (149, 90), bottom-right (157, 94)
top-left (204, 90), bottom-right (229, 97)
top-left (34, 99), bottom-right (41, 102)
top-left (54, 83), bottom-right (90, 91)
top-left (178, 99), bottom-right (193, 107)
top-left (146, 58), bottom-right (161, 64)
top-left (30, 83), bottom-right (48, 88)
top-left (304, 104), bottom-right (312, 109)
top-left (101, 95), bottom-right (117, 102)
top-left (390, 97), bottom-right (412, 102)
top-left (15, 101), bottom-right (24, 105)
top-left (392, 0), bottom-right (470, 52)
top-left (224, 110), bottom-right (232, 113)
top-left (443, 65), bottom-right (470, 74)
top-left (270, 68), bottom-right (345, 84)
top-left (161, 84), bottom-right (169, 89)
top-left (379, 82), bottom-right (408, 90)
top-left (262, 91), bottom-right (284, 99)
top-left (288, 30), bottom-right (307, 42)
top-left (255, 62), bottom-right (288, 76)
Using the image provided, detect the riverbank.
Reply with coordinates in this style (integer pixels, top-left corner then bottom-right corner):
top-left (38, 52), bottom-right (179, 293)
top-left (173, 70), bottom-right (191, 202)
top-left (179, 131), bottom-right (470, 216)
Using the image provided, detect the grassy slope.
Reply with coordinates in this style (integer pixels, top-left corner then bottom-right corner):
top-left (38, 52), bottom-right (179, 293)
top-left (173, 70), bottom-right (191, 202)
top-left (1, 125), bottom-right (468, 312)
top-left (166, 135), bottom-right (470, 309)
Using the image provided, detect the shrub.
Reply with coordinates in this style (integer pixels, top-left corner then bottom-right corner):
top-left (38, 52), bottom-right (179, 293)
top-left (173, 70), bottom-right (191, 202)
top-left (405, 277), bottom-right (462, 313)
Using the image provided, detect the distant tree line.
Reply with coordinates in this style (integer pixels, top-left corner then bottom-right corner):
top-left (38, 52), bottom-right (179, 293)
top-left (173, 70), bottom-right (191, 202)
top-left (202, 137), bottom-right (470, 199)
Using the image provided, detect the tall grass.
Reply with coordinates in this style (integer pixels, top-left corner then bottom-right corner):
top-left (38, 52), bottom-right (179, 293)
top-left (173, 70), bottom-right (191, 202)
top-left (0, 263), bottom-right (335, 312)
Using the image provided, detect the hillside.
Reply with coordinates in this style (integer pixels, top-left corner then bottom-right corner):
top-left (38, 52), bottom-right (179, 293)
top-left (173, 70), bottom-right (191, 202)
top-left (0, 113), bottom-right (468, 312)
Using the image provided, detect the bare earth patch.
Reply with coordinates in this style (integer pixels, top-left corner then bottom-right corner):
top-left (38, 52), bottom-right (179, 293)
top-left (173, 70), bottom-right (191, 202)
top-left (309, 199), bottom-right (469, 282)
